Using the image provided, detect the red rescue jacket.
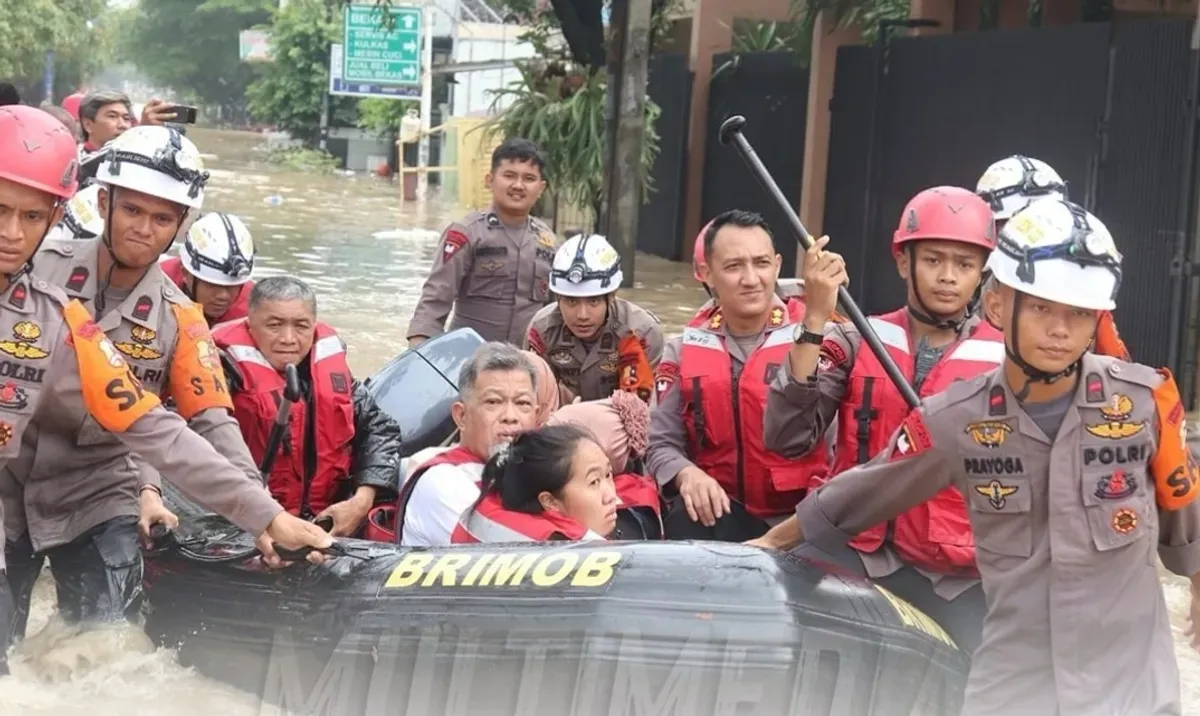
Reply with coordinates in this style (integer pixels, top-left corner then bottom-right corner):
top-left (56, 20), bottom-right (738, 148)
top-left (680, 300), bottom-right (829, 519)
top-left (452, 492), bottom-right (596, 543)
top-left (160, 255), bottom-right (253, 327)
top-left (213, 319), bottom-right (355, 517)
top-left (837, 309), bottom-right (1004, 574)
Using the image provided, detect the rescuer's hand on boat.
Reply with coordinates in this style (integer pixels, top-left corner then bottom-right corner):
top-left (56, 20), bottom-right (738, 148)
top-left (675, 466), bottom-right (730, 527)
top-left (137, 487), bottom-right (179, 544)
top-left (259, 512), bottom-right (335, 567)
top-left (315, 486), bottom-right (376, 537)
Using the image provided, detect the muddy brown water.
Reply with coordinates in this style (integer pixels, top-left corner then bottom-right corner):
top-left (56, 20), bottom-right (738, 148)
top-left (0, 127), bottom-right (1195, 713)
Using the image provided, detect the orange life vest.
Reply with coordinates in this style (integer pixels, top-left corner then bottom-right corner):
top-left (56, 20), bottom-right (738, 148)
top-left (160, 255), bottom-right (253, 327)
top-left (679, 300), bottom-right (829, 519)
top-left (212, 319), bottom-right (355, 517)
top-left (837, 309), bottom-right (1004, 574)
top-left (451, 491), bottom-right (596, 543)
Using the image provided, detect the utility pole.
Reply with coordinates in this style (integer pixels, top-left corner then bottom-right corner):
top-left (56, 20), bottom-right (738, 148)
top-left (599, 0), bottom-right (653, 288)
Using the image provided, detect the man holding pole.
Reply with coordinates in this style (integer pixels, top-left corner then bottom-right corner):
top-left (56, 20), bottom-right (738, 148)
top-left (762, 186), bottom-right (1001, 653)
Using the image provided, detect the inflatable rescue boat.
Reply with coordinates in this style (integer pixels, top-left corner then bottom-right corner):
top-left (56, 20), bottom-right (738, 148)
top-left (148, 328), bottom-right (970, 715)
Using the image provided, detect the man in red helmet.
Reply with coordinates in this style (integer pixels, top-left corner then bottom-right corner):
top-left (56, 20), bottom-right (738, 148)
top-left (0, 106), bottom-right (331, 665)
top-left (761, 186), bottom-right (1001, 653)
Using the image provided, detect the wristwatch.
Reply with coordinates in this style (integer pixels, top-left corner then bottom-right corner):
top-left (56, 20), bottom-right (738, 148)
top-left (793, 324), bottom-right (823, 346)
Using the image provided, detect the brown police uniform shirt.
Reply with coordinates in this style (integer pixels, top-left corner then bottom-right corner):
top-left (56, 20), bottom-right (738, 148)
top-left (524, 297), bottom-right (663, 403)
top-left (764, 314), bottom-right (993, 599)
top-left (793, 353), bottom-right (1200, 715)
top-left (408, 208), bottom-right (557, 345)
top-left (0, 272), bottom-right (282, 558)
top-left (2, 239), bottom-right (266, 550)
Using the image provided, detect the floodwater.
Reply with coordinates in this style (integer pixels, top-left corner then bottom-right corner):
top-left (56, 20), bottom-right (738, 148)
top-left (0, 127), bottom-right (1197, 713)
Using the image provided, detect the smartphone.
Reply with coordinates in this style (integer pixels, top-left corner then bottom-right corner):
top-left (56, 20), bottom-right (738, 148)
top-left (170, 104), bottom-right (198, 124)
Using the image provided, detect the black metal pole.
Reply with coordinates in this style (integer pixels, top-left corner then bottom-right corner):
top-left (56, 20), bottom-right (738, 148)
top-left (259, 363), bottom-right (303, 480)
top-left (719, 115), bottom-right (921, 409)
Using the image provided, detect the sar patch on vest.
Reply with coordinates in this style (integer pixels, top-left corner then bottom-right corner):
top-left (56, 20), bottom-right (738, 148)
top-left (973, 479), bottom-right (1019, 510)
top-left (965, 420), bottom-right (1011, 449)
top-left (1095, 469), bottom-right (1137, 500)
top-left (888, 410), bottom-right (933, 462)
top-left (0, 321), bottom-right (48, 360)
top-left (1085, 393), bottom-right (1145, 439)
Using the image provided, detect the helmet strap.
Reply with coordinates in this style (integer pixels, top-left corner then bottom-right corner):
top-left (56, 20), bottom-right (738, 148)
top-left (5, 197), bottom-right (66, 285)
top-left (905, 245), bottom-right (967, 332)
top-left (1004, 291), bottom-right (1080, 401)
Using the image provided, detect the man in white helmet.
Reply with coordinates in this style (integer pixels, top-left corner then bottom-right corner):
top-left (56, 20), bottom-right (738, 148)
top-left (5, 125), bottom-right (323, 639)
top-left (524, 234), bottom-right (662, 404)
top-left (977, 154), bottom-right (1131, 360)
top-left (160, 212), bottom-right (257, 326)
top-left (748, 198), bottom-right (1200, 714)
top-left (44, 184), bottom-right (104, 242)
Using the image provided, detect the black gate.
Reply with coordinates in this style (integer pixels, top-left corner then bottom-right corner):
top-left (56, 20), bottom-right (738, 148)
top-left (702, 51), bottom-right (810, 276)
top-left (638, 52), bottom-right (693, 261)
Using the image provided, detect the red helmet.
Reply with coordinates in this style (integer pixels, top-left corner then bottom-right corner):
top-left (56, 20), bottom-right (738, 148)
top-left (0, 106), bottom-right (80, 200)
top-left (692, 219), bottom-right (715, 282)
top-left (892, 186), bottom-right (996, 254)
top-left (62, 92), bottom-right (86, 119)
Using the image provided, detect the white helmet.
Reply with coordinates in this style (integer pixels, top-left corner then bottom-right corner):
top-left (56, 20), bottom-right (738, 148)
top-left (987, 198), bottom-right (1121, 311)
top-left (550, 234), bottom-right (623, 298)
top-left (181, 213), bottom-right (255, 286)
top-left (976, 155), bottom-right (1066, 221)
top-left (46, 184), bottom-right (104, 241)
top-left (95, 125), bottom-right (208, 209)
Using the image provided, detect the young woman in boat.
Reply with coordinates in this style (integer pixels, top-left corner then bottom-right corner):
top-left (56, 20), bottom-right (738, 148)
top-left (452, 424), bottom-right (620, 543)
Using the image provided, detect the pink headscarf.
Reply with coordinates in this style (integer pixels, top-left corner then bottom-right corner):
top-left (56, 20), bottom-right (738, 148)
top-left (546, 390), bottom-right (649, 474)
top-left (522, 350), bottom-right (560, 425)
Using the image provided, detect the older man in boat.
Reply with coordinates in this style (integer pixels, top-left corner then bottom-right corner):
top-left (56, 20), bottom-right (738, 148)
top-left (395, 341), bottom-right (541, 547)
top-left (212, 276), bottom-right (404, 537)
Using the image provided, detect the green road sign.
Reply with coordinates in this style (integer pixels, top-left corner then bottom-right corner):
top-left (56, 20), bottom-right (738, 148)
top-left (342, 4), bottom-right (421, 85)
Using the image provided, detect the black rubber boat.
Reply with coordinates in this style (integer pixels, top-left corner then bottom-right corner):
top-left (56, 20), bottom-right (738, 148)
top-left (147, 328), bottom-right (970, 714)
top-left (144, 516), bottom-right (968, 716)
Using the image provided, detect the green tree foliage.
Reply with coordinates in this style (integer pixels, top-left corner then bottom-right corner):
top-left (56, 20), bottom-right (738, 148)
top-left (120, 0), bottom-right (274, 116)
top-left (0, 0), bottom-right (112, 103)
top-left (246, 0), bottom-right (357, 145)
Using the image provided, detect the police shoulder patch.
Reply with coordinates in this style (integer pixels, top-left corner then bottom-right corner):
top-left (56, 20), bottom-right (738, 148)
top-left (889, 409), bottom-right (935, 462)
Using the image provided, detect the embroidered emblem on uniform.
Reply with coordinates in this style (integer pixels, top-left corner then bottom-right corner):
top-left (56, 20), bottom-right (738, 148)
top-left (0, 381), bottom-right (28, 411)
top-left (709, 311), bottom-right (723, 331)
top-left (769, 307), bottom-right (784, 327)
top-left (537, 229), bottom-right (556, 249)
top-left (889, 411), bottom-right (934, 462)
top-left (330, 372), bottom-right (349, 395)
top-left (1111, 507), bottom-right (1138, 534)
top-left (548, 348), bottom-right (574, 366)
top-left (599, 355), bottom-right (618, 374)
top-left (600, 333), bottom-right (614, 351)
top-left (132, 295), bottom-right (153, 321)
top-left (1085, 393), bottom-right (1145, 439)
top-left (820, 339), bottom-right (847, 369)
top-left (965, 420), bottom-right (1011, 449)
top-left (974, 479), bottom-right (1018, 510)
top-left (987, 385), bottom-right (1007, 416)
top-left (1095, 469), bottom-right (1136, 500)
top-left (7, 283), bottom-right (25, 310)
top-left (0, 421), bottom-right (13, 446)
top-left (66, 266), bottom-right (89, 292)
top-left (0, 322), bottom-right (49, 360)
top-left (655, 362), bottom-right (680, 399)
top-left (1084, 372), bottom-right (1105, 403)
top-left (442, 230), bottom-right (468, 260)
top-left (116, 324), bottom-right (163, 360)
top-left (479, 259), bottom-right (503, 273)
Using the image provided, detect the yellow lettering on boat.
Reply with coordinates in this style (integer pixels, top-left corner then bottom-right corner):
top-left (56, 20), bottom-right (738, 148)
top-left (382, 550), bottom-right (624, 588)
top-left (530, 553), bottom-right (578, 586)
top-left (875, 585), bottom-right (958, 649)
top-left (383, 553), bottom-right (434, 588)
top-left (479, 553), bottom-right (538, 586)
top-left (420, 553), bottom-right (472, 587)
